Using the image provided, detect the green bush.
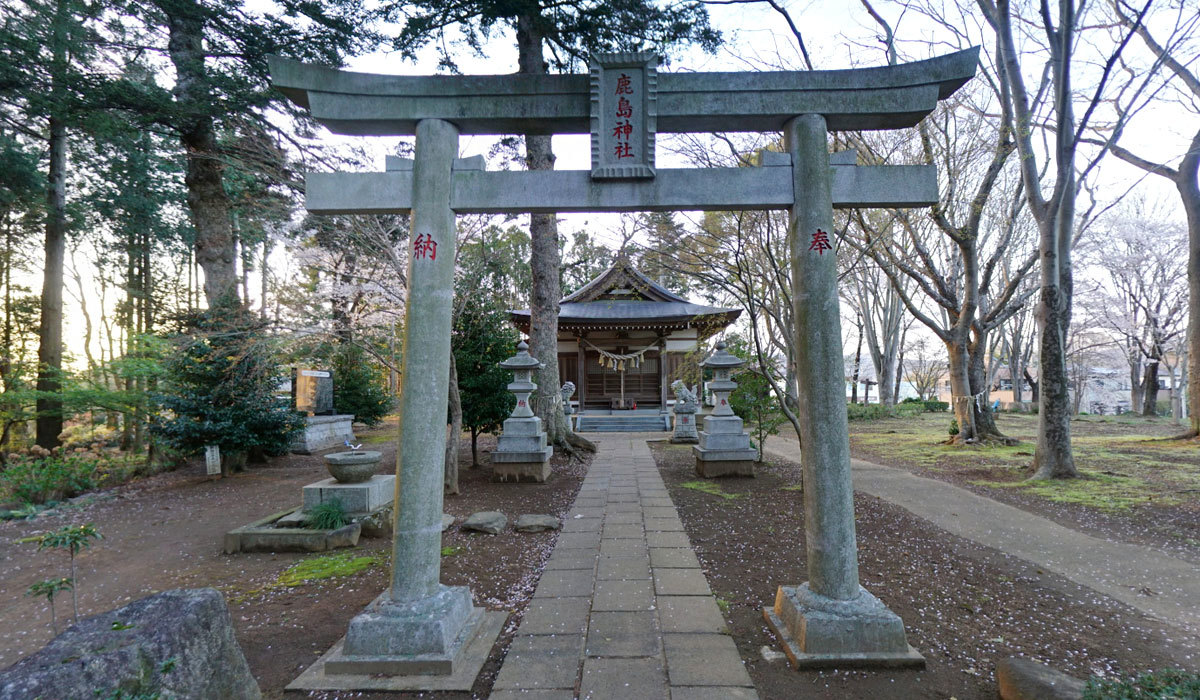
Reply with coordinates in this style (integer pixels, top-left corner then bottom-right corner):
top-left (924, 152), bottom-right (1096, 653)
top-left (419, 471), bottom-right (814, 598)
top-left (896, 403), bottom-right (924, 418)
top-left (154, 303), bottom-right (304, 464)
top-left (948, 418), bottom-right (960, 436)
top-left (0, 455), bottom-right (99, 504)
top-left (1083, 668), bottom-right (1200, 699)
top-left (306, 500), bottom-right (349, 530)
top-left (900, 396), bottom-right (922, 404)
top-left (847, 403), bottom-right (892, 421)
top-left (923, 400), bottom-right (949, 412)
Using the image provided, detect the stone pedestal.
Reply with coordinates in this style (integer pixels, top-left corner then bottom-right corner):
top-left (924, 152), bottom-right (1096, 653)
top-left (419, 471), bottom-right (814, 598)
top-left (491, 341), bottom-right (553, 482)
top-left (291, 414), bottom-right (356, 454)
top-left (693, 414), bottom-right (757, 476)
top-left (328, 586), bottom-right (485, 675)
top-left (303, 474), bottom-right (395, 516)
top-left (691, 343), bottom-right (757, 477)
top-left (762, 584), bottom-right (923, 668)
top-left (670, 405), bottom-right (699, 444)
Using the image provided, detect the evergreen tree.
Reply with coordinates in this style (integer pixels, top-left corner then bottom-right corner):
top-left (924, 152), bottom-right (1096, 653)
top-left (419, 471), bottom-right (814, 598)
top-left (453, 299), bottom-right (518, 467)
top-left (154, 302), bottom-right (303, 475)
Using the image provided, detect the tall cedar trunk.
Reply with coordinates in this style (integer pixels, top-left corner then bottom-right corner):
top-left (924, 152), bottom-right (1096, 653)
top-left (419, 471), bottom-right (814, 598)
top-left (516, 12), bottom-right (593, 454)
top-left (444, 352), bottom-right (461, 494)
top-left (167, 7), bottom-right (238, 306)
top-left (1182, 134), bottom-right (1200, 434)
top-left (1142, 360), bottom-right (1160, 416)
top-left (945, 335), bottom-right (978, 441)
top-left (36, 115), bottom-right (67, 449)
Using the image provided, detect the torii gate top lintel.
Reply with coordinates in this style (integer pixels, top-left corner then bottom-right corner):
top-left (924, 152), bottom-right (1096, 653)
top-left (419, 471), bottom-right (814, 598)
top-left (268, 47), bottom-right (979, 137)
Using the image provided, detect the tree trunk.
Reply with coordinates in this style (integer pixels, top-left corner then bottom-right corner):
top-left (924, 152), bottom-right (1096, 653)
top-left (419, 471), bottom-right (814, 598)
top-left (444, 352), bottom-right (461, 494)
top-left (1031, 215), bottom-right (1078, 478)
top-left (1130, 356), bottom-right (1144, 414)
top-left (1142, 360), bottom-right (1161, 417)
top-left (945, 336), bottom-right (978, 442)
top-left (470, 426), bottom-right (479, 467)
top-left (167, 6), bottom-right (238, 307)
top-left (850, 314), bottom-right (862, 403)
top-left (968, 329), bottom-right (1012, 442)
top-left (515, 11), bottom-right (594, 456)
top-left (1181, 134), bottom-right (1200, 435)
top-left (36, 115), bottom-right (67, 450)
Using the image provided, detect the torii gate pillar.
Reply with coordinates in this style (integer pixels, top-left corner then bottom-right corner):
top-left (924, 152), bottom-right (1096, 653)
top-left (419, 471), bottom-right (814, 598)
top-left (762, 114), bottom-right (924, 667)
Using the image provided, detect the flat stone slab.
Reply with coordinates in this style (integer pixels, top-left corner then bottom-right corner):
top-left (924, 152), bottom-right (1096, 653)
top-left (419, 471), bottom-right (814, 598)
top-left (557, 532), bottom-right (602, 549)
top-left (286, 610), bottom-right (505, 692)
top-left (649, 548), bottom-right (701, 569)
top-left (516, 514), bottom-right (563, 532)
top-left (653, 568), bottom-right (712, 596)
top-left (545, 551), bottom-right (599, 570)
top-left (580, 657), bottom-right (668, 700)
top-left (647, 531), bottom-right (690, 548)
top-left (663, 634), bottom-right (754, 687)
top-left (658, 596), bottom-right (728, 634)
top-left (592, 580), bottom-right (654, 612)
top-left (492, 634), bottom-right (584, 691)
top-left (533, 569), bottom-right (595, 598)
top-left (762, 607), bottom-right (925, 670)
top-left (518, 597), bottom-right (592, 636)
top-left (670, 687), bottom-right (760, 699)
top-left (224, 508), bottom-right (362, 554)
top-left (600, 538), bottom-right (649, 557)
top-left (597, 555), bottom-right (651, 581)
top-left (586, 611), bottom-right (661, 657)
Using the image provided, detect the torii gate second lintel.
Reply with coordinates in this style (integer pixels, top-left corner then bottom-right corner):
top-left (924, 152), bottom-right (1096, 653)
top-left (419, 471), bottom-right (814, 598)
top-left (271, 49), bottom-right (979, 686)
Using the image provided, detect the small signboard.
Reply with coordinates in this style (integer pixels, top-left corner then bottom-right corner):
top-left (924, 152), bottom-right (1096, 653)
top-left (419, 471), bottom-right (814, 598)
top-left (205, 445), bottom-right (221, 476)
top-left (590, 52), bottom-right (658, 180)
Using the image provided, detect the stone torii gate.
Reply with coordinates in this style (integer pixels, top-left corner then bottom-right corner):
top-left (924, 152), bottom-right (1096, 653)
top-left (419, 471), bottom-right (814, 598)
top-left (271, 47), bottom-right (977, 687)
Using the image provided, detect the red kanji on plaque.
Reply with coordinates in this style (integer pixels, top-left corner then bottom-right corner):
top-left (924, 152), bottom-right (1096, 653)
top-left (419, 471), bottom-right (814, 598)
top-left (612, 120), bottom-right (633, 140)
top-left (614, 142), bottom-right (633, 159)
top-left (518, 399), bottom-right (526, 407)
top-left (615, 96), bottom-right (633, 119)
top-left (720, 398), bottom-right (727, 405)
top-left (615, 73), bottom-right (633, 95)
top-left (809, 228), bottom-right (832, 255)
top-left (413, 233), bottom-right (437, 260)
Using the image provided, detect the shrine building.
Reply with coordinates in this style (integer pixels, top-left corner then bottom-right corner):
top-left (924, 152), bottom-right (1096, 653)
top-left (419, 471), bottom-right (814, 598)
top-left (510, 256), bottom-right (740, 429)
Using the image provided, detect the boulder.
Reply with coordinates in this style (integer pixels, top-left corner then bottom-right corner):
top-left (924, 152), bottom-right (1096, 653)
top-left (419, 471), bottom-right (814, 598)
top-left (515, 514), bottom-right (562, 532)
top-left (462, 511), bottom-right (507, 534)
top-left (997, 657), bottom-right (1085, 700)
top-left (326, 522), bottom-right (361, 549)
top-left (0, 588), bottom-right (260, 700)
top-left (442, 513), bottom-right (455, 532)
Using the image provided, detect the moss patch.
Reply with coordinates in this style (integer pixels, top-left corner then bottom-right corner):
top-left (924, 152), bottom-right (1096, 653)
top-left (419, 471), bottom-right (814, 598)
top-left (680, 480), bottom-right (743, 500)
top-left (971, 471), bottom-right (1166, 512)
top-left (276, 552), bottom-right (381, 588)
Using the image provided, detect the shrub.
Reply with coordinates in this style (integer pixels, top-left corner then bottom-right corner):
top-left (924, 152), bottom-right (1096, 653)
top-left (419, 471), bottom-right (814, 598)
top-left (0, 455), bottom-right (99, 504)
top-left (923, 400), bottom-right (949, 412)
top-left (847, 403), bottom-right (892, 421)
top-left (154, 302), bottom-right (303, 468)
top-left (306, 500), bottom-right (349, 530)
top-left (948, 418), bottom-right (960, 436)
top-left (328, 344), bottom-right (394, 427)
top-left (1083, 668), bottom-right (1200, 699)
top-left (896, 402), bottom-right (924, 418)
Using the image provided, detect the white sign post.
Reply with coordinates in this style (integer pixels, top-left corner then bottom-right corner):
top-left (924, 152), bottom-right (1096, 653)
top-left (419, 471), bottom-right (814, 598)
top-left (204, 445), bottom-right (221, 476)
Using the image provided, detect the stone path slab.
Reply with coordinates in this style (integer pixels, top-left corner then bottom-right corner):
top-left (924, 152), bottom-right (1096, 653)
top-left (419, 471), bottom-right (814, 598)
top-left (494, 435), bottom-right (758, 698)
top-left (764, 436), bottom-right (1200, 636)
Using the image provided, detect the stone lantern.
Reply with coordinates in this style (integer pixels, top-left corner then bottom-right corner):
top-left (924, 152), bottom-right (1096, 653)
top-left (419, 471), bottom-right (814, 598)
top-left (491, 341), bottom-right (554, 482)
top-left (692, 341), bottom-right (757, 477)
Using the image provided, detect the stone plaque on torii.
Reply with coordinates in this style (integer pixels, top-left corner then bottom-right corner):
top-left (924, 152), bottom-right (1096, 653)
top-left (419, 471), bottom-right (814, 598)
top-left (271, 47), bottom-right (978, 689)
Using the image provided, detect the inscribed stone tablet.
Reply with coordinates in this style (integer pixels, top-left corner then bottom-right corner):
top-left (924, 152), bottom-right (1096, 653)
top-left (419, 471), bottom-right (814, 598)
top-left (590, 52), bottom-right (658, 180)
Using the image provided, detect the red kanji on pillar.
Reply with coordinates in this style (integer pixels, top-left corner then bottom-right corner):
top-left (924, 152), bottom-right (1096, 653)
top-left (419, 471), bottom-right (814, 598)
top-left (615, 73), bottom-right (633, 95)
top-left (614, 142), bottom-right (634, 159)
top-left (809, 228), bottom-right (832, 255)
top-left (413, 233), bottom-right (438, 260)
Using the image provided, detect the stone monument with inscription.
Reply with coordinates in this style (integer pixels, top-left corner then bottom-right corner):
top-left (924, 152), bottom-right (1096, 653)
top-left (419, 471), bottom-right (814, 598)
top-left (692, 343), bottom-right (758, 476)
top-left (290, 368), bottom-right (357, 454)
top-left (491, 341), bottom-right (555, 482)
top-left (271, 45), bottom-right (978, 688)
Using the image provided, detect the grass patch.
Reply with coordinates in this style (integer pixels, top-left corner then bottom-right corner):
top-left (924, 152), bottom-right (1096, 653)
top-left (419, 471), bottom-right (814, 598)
top-left (680, 480), bottom-right (742, 500)
top-left (714, 596), bottom-right (731, 614)
top-left (359, 432), bottom-right (396, 445)
top-left (1084, 668), bottom-right (1200, 699)
top-left (441, 545), bottom-right (465, 556)
top-left (276, 552), bottom-right (380, 588)
top-left (976, 471), bottom-right (1162, 512)
top-left (780, 483), bottom-right (804, 491)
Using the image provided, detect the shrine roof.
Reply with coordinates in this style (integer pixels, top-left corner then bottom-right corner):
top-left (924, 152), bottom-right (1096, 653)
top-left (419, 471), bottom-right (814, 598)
top-left (510, 257), bottom-right (740, 330)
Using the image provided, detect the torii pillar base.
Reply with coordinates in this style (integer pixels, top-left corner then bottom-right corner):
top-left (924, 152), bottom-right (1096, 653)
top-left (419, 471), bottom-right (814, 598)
top-left (763, 584), bottom-right (924, 670)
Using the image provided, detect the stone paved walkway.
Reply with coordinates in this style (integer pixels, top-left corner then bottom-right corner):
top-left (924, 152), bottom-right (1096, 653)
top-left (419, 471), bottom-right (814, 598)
top-left (492, 435), bottom-right (758, 700)
top-left (764, 436), bottom-right (1200, 637)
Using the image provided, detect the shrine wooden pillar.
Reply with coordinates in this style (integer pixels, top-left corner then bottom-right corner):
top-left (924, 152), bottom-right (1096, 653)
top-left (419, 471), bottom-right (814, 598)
top-left (576, 338), bottom-right (586, 412)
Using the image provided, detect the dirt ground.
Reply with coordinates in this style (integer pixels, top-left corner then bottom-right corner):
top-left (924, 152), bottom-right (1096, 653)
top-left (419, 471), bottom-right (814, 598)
top-left (650, 439), bottom-right (1200, 700)
top-left (843, 412), bottom-right (1200, 563)
top-left (0, 424), bottom-right (587, 699)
